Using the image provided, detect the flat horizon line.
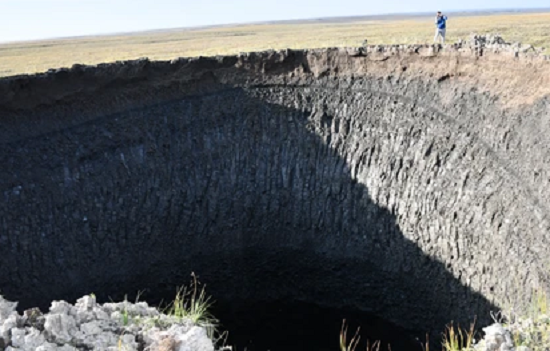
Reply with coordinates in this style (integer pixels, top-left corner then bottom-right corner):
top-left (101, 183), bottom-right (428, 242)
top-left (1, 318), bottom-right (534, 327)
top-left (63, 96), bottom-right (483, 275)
top-left (1, 6), bottom-right (549, 45)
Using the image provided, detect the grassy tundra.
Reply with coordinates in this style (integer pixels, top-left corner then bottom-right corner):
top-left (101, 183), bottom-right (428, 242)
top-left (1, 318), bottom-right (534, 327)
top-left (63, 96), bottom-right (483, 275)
top-left (0, 11), bottom-right (549, 77)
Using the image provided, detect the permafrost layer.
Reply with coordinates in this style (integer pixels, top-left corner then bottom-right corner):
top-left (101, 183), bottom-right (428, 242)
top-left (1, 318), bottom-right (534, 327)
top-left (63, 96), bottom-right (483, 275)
top-left (1, 35), bottom-right (550, 341)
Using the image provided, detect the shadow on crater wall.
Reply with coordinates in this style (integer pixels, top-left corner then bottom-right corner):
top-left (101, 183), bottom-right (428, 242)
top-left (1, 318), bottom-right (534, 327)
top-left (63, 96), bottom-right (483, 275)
top-left (0, 79), bottom-right (501, 350)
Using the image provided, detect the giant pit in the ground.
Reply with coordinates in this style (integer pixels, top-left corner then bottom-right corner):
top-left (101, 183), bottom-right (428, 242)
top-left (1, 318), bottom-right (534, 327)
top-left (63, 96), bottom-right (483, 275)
top-left (1, 37), bottom-right (550, 350)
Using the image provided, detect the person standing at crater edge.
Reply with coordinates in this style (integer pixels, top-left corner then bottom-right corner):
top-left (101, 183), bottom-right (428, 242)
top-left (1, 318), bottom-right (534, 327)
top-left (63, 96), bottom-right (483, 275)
top-left (434, 11), bottom-right (448, 44)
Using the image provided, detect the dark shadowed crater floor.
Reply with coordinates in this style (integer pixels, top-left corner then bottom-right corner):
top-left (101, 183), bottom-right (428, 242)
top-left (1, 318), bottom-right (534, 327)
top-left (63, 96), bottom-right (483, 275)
top-left (214, 300), bottom-right (422, 351)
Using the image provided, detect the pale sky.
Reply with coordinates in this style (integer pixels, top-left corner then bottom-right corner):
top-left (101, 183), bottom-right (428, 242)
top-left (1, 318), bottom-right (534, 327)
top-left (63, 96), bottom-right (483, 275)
top-left (1, 0), bottom-right (549, 43)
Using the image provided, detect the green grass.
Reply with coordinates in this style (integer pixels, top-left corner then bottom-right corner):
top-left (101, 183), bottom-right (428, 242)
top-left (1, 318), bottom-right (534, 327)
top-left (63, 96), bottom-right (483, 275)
top-left (97, 277), bottom-right (217, 333)
top-left (121, 297), bottom-right (130, 326)
top-left (100, 275), bottom-right (222, 348)
top-left (442, 320), bottom-right (476, 351)
top-left (164, 272), bottom-right (217, 327)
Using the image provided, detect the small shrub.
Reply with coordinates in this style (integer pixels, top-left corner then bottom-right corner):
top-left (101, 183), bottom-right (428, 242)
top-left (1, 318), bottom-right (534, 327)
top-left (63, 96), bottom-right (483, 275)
top-left (164, 273), bottom-right (218, 330)
top-left (442, 320), bottom-right (476, 351)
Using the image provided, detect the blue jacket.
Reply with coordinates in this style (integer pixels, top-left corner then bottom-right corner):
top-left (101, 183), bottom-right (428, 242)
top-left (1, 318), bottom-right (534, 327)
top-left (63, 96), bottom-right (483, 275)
top-left (436, 15), bottom-right (447, 29)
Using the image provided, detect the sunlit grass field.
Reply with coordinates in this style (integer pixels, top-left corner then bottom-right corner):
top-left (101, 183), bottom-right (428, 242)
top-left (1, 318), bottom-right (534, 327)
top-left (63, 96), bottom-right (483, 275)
top-left (0, 11), bottom-right (549, 77)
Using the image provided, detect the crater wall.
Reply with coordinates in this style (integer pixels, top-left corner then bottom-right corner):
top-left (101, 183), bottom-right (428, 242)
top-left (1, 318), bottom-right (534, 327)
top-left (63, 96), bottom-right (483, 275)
top-left (1, 44), bottom-right (550, 339)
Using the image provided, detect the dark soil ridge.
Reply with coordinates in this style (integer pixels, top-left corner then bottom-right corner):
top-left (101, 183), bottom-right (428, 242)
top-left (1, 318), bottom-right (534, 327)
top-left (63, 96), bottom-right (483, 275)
top-left (0, 39), bottom-right (548, 112)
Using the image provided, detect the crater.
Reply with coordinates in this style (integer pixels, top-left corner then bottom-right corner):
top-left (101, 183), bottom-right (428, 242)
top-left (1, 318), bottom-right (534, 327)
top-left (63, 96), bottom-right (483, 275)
top-left (1, 46), bottom-right (550, 350)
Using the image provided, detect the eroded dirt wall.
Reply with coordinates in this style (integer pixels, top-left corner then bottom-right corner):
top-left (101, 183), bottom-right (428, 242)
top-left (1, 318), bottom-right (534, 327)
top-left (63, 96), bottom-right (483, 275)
top-left (1, 45), bottom-right (549, 338)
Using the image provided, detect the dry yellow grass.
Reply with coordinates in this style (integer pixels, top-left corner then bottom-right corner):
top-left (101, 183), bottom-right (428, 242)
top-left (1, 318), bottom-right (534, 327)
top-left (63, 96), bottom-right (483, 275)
top-left (0, 12), bottom-right (549, 77)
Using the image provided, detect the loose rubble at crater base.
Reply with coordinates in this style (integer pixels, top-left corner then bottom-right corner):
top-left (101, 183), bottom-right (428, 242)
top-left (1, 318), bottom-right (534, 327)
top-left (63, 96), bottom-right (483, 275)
top-left (0, 295), bottom-right (214, 351)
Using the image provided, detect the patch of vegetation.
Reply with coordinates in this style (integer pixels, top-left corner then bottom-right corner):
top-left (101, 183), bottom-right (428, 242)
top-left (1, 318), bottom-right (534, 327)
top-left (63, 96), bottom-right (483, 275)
top-left (339, 320), bottom-right (381, 351)
top-left (337, 287), bottom-right (550, 351)
top-left (164, 272), bottom-right (218, 327)
top-left (441, 320), bottom-right (476, 351)
top-left (502, 290), bottom-right (550, 351)
top-left (0, 12), bottom-right (549, 76)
